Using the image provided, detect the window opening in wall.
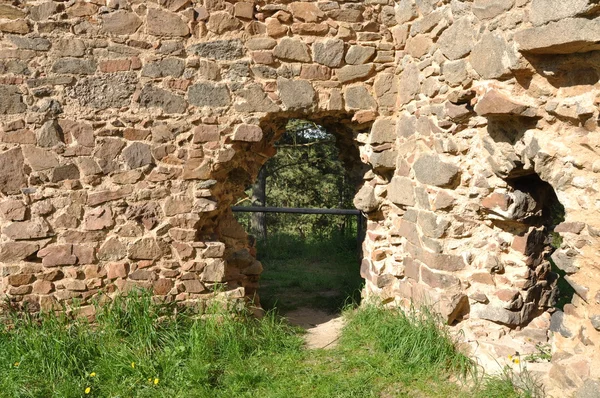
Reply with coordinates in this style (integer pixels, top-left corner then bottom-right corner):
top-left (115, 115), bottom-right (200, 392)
top-left (503, 171), bottom-right (574, 311)
top-left (234, 119), bottom-right (364, 321)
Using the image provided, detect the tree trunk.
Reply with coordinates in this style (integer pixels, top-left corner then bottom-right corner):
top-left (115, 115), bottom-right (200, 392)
top-left (250, 166), bottom-right (267, 241)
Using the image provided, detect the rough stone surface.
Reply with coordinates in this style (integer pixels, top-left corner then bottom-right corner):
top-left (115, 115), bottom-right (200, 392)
top-left (0, 85), bottom-right (26, 114)
top-left (413, 154), bottom-right (460, 188)
top-left (0, 148), bottom-right (26, 195)
top-left (70, 73), bottom-right (137, 109)
top-left (1, 4), bottom-right (600, 393)
top-left (273, 38), bottom-right (311, 62)
top-left (139, 85), bottom-right (187, 114)
top-left (188, 82), bottom-right (230, 108)
top-left (515, 18), bottom-right (600, 54)
top-left (277, 78), bottom-right (315, 111)
top-left (312, 39), bottom-right (344, 68)
top-left (147, 8), bottom-right (189, 37)
top-left (437, 17), bottom-right (475, 60)
top-left (470, 32), bottom-right (517, 79)
top-left (188, 40), bottom-right (244, 60)
top-left (101, 11), bottom-right (142, 35)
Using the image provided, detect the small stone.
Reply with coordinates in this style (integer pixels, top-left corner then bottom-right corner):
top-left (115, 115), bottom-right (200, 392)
top-left (233, 84), bottom-right (280, 113)
top-left (337, 64), bottom-right (374, 84)
top-left (202, 259), bottom-right (226, 282)
top-left (299, 64), bottom-right (331, 80)
top-left (129, 238), bottom-right (162, 260)
top-left (106, 262), bottom-right (128, 279)
top-left (437, 17), bottom-right (475, 60)
top-left (387, 176), bottom-right (415, 207)
top-left (51, 164), bottom-right (80, 182)
top-left (0, 85), bottom-right (26, 115)
top-left (98, 238), bottom-right (127, 261)
top-left (514, 18), bottom-right (600, 54)
top-left (38, 244), bottom-right (77, 267)
top-left (139, 85), bottom-right (188, 114)
top-left (52, 58), bottom-right (97, 75)
top-left (0, 242), bottom-right (39, 262)
top-left (413, 154), bottom-right (460, 188)
top-left (188, 82), bottom-right (230, 108)
top-left (153, 279), bottom-right (174, 295)
top-left (344, 85), bottom-right (377, 111)
top-left (289, 2), bottom-right (324, 22)
top-left (345, 45), bottom-right (376, 65)
top-left (370, 118), bottom-right (396, 144)
top-left (277, 77), bottom-right (315, 111)
top-left (398, 62), bottom-right (420, 105)
top-left (0, 200), bottom-right (26, 221)
top-left (353, 184), bottom-right (379, 213)
top-left (273, 38), bottom-right (311, 62)
top-left (122, 142), bottom-right (153, 169)
top-left (207, 11), bottom-right (240, 34)
top-left (233, 124), bottom-right (263, 142)
top-left (147, 8), bottom-right (189, 37)
top-left (193, 125), bottom-right (219, 143)
top-left (101, 10), bottom-right (142, 35)
top-left (234, 2), bottom-right (254, 19)
top-left (83, 206), bottom-right (114, 231)
top-left (70, 72), bottom-right (137, 110)
top-left (0, 20), bottom-right (30, 34)
top-left (0, 4), bottom-right (26, 19)
top-left (7, 273), bottom-right (34, 287)
top-left (183, 279), bottom-right (206, 293)
top-left (312, 39), bottom-right (344, 68)
top-left (530, 0), bottom-right (598, 26)
top-left (3, 218), bottom-right (50, 240)
top-left (0, 147), bottom-right (26, 195)
top-left (188, 40), bottom-right (244, 61)
top-left (470, 32), bottom-right (517, 79)
top-left (474, 89), bottom-right (535, 117)
top-left (7, 35), bottom-right (51, 51)
top-left (141, 58), bottom-right (185, 78)
top-left (472, 0), bottom-right (515, 20)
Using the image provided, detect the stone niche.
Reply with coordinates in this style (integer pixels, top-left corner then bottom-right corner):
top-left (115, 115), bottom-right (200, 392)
top-left (1, 0), bottom-right (600, 394)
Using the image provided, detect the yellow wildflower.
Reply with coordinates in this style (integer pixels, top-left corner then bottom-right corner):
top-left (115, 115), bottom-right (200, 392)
top-left (131, 362), bottom-right (135, 369)
top-left (85, 387), bottom-right (91, 394)
top-left (154, 378), bottom-right (159, 385)
top-left (508, 355), bottom-right (513, 361)
top-left (13, 362), bottom-right (19, 367)
top-left (513, 358), bottom-right (520, 364)
top-left (90, 372), bottom-right (96, 377)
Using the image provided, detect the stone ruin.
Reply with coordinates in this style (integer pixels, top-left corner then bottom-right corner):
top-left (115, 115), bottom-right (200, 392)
top-left (1, 0), bottom-right (600, 394)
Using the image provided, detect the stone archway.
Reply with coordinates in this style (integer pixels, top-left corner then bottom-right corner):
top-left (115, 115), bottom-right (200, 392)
top-left (1, 0), bottom-right (600, 393)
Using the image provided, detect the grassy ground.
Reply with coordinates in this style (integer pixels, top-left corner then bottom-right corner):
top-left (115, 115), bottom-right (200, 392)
top-left (256, 233), bottom-right (363, 314)
top-left (0, 293), bottom-right (535, 398)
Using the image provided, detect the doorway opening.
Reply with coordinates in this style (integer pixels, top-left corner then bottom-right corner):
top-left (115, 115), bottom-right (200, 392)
top-left (234, 119), bottom-right (366, 320)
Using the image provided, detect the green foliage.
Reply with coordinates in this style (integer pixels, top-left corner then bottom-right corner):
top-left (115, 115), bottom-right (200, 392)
top-left (257, 233), bottom-right (363, 313)
top-left (237, 119), bottom-right (357, 239)
top-left (0, 292), bottom-right (534, 398)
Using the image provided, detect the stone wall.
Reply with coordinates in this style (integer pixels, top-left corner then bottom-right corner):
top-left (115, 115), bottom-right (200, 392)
top-left (1, 0), bottom-right (599, 393)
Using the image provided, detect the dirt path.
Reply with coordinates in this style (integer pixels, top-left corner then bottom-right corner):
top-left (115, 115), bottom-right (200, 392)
top-left (285, 307), bottom-right (345, 349)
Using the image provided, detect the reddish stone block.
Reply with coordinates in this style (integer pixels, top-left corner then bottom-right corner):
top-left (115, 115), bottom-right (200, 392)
top-left (251, 51), bottom-right (274, 64)
top-left (99, 59), bottom-right (131, 73)
top-left (232, 124), bottom-right (263, 142)
top-left (153, 278), bottom-right (174, 295)
top-left (193, 124), bottom-right (220, 143)
top-left (7, 273), bottom-right (34, 287)
top-left (106, 262), bottom-right (129, 279)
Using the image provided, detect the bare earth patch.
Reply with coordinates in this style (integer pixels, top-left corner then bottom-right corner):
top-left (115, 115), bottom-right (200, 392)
top-left (285, 307), bottom-right (345, 350)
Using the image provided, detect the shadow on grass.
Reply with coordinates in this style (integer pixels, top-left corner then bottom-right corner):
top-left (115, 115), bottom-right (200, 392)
top-left (256, 233), bottom-right (363, 315)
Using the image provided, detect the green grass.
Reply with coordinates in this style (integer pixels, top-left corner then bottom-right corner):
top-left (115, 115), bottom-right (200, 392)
top-left (0, 292), bottom-right (537, 397)
top-left (257, 233), bottom-right (363, 314)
